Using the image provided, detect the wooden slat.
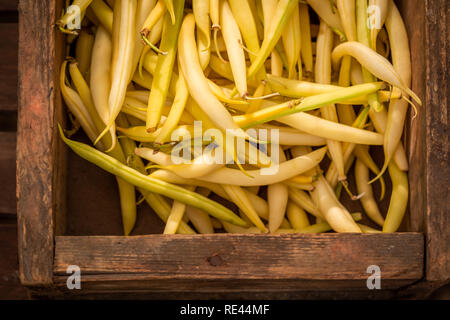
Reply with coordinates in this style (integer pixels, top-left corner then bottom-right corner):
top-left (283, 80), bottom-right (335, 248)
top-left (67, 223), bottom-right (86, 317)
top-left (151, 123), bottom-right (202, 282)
top-left (54, 234), bottom-right (424, 292)
top-left (0, 223), bottom-right (29, 299)
top-left (400, 0), bottom-right (449, 282)
top-left (0, 23), bottom-right (18, 111)
top-left (0, 132), bottom-right (16, 214)
top-left (400, 0), bottom-right (427, 233)
top-left (17, 0), bottom-right (62, 286)
top-left (422, 0), bottom-right (449, 281)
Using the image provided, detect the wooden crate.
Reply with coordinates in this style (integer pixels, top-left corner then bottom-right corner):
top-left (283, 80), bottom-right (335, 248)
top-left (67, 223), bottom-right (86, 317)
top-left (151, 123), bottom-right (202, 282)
top-left (17, 0), bottom-right (448, 299)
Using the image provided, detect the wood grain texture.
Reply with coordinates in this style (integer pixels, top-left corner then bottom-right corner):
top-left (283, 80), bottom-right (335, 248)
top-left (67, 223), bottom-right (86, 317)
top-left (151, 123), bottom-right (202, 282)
top-left (397, 0), bottom-right (449, 282)
top-left (399, 0), bottom-right (426, 234)
top-left (0, 23), bottom-right (18, 112)
top-left (54, 234), bottom-right (424, 290)
top-left (0, 132), bottom-right (16, 214)
top-left (422, 0), bottom-right (449, 282)
top-left (17, 0), bottom-right (59, 286)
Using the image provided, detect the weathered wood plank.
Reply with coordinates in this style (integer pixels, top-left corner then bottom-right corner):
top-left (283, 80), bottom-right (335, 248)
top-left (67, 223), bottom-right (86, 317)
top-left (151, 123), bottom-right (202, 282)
top-left (399, 0), bottom-right (449, 282)
top-left (0, 132), bottom-right (16, 214)
top-left (0, 223), bottom-right (29, 299)
top-left (422, 0), bottom-right (449, 282)
top-left (54, 234), bottom-right (424, 287)
top-left (398, 0), bottom-right (426, 234)
top-left (17, 0), bottom-right (63, 286)
top-left (0, 23), bottom-right (18, 112)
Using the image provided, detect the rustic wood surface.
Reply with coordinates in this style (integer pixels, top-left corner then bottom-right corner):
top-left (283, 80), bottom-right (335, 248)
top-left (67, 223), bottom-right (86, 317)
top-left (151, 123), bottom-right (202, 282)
top-left (399, 0), bottom-right (427, 234)
top-left (54, 234), bottom-right (424, 290)
top-left (399, 0), bottom-right (449, 282)
top-left (50, 233), bottom-right (425, 299)
top-left (17, 0), bottom-right (59, 287)
top-left (421, 0), bottom-right (449, 282)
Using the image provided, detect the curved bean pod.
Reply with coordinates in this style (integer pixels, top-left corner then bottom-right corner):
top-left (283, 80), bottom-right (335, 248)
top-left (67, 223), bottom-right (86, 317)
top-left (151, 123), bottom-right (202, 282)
top-left (383, 161), bottom-right (408, 233)
top-left (384, 2), bottom-right (411, 172)
top-left (332, 41), bottom-right (421, 106)
top-left (355, 159), bottom-right (385, 226)
top-left (311, 176), bottom-right (362, 233)
top-left (192, 148), bottom-right (327, 187)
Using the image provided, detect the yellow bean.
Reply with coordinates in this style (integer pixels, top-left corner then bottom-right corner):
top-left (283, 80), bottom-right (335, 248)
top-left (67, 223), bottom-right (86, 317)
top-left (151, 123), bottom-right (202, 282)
top-left (288, 187), bottom-right (322, 218)
top-left (311, 176), bottom-right (362, 233)
top-left (268, 148), bottom-right (288, 233)
top-left (306, 0), bottom-right (344, 35)
top-left (193, 0), bottom-right (211, 69)
top-left (281, 1), bottom-right (301, 79)
top-left (146, 0), bottom-right (184, 131)
top-left (75, 29), bottom-right (95, 81)
top-left (223, 185), bottom-right (266, 232)
top-left (219, 0), bottom-right (248, 98)
top-left (355, 159), bottom-right (385, 226)
top-left (96, 0), bottom-right (137, 150)
top-left (350, 58), bottom-right (409, 171)
top-left (178, 13), bottom-right (269, 166)
top-left (287, 202), bottom-right (311, 230)
top-left (90, 26), bottom-right (116, 147)
top-left (384, 2), bottom-right (411, 172)
top-left (186, 206), bottom-right (214, 234)
top-left (383, 161), bottom-right (408, 233)
top-left (195, 147), bottom-right (327, 187)
top-left (266, 74), bottom-right (398, 104)
top-left (154, 69), bottom-right (190, 144)
top-left (164, 185), bottom-right (196, 234)
top-left (368, 0), bottom-right (390, 49)
top-left (356, 0), bottom-right (382, 112)
top-left (140, 0), bottom-right (166, 54)
top-left (90, 0), bottom-right (114, 33)
top-left (336, 0), bottom-right (357, 41)
top-left (299, 3), bottom-right (313, 75)
top-left (60, 61), bottom-right (102, 148)
top-left (228, 0), bottom-right (261, 64)
top-left (247, 0), bottom-right (297, 79)
top-left (57, 0), bottom-right (93, 34)
top-left (129, 0), bottom-right (157, 80)
top-left (316, 20), bottom-right (346, 182)
top-left (332, 41), bottom-right (421, 106)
